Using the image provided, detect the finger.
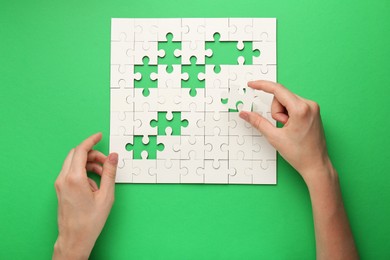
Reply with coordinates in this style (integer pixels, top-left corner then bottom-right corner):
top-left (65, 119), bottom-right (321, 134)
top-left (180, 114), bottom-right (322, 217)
top-left (239, 111), bottom-right (277, 139)
top-left (271, 98), bottom-right (289, 124)
top-left (87, 150), bottom-right (107, 165)
top-left (70, 133), bottom-right (103, 176)
top-left (248, 80), bottom-right (298, 110)
top-left (58, 148), bottom-right (75, 178)
top-left (88, 178), bottom-right (99, 192)
top-left (100, 153), bottom-right (118, 196)
top-left (86, 162), bottom-right (103, 176)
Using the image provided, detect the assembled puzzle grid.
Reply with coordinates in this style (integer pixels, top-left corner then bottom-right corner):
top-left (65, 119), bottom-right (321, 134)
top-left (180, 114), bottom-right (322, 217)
top-left (110, 18), bottom-right (277, 184)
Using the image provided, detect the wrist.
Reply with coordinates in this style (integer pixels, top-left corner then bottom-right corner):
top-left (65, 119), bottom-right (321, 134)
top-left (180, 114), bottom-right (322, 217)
top-left (301, 158), bottom-right (339, 191)
top-left (53, 235), bottom-right (93, 260)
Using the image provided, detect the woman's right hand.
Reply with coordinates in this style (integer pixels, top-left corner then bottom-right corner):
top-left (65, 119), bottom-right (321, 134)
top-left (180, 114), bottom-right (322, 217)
top-left (239, 80), bottom-right (332, 183)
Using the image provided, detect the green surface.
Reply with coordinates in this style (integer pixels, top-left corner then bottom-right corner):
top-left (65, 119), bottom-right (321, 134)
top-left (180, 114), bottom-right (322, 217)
top-left (182, 56), bottom-right (205, 96)
top-left (134, 57), bottom-right (157, 96)
top-left (206, 33), bottom-right (259, 71)
top-left (150, 112), bottom-right (188, 136)
top-left (1, 0), bottom-right (390, 259)
top-left (125, 136), bottom-right (164, 160)
top-left (158, 33), bottom-right (181, 72)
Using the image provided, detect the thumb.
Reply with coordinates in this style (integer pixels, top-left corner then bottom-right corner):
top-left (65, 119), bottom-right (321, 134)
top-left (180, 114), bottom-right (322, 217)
top-left (100, 153), bottom-right (118, 196)
top-left (239, 111), bottom-right (276, 139)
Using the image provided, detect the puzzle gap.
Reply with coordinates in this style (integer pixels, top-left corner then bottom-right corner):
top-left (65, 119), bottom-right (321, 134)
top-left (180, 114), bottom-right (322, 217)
top-left (182, 56), bottom-right (205, 95)
top-left (126, 135), bottom-right (164, 159)
top-left (134, 57), bottom-right (157, 97)
top-left (150, 112), bottom-right (188, 135)
top-left (158, 33), bottom-right (181, 73)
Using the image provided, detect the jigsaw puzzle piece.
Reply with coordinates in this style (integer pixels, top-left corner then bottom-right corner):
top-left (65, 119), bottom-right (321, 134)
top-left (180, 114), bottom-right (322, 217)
top-left (252, 135), bottom-right (276, 160)
top-left (223, 135), bottom-right (259, 160)
top-left (134, 18), bottom-right (159, 42)
top-left (204, 18), bottom-right (229, 41)
top-left (115, 158), bottom-right (135, 183)
top-left (228, 152), bottom-right (253, 184)
top-left (204, 88), bottom-right (228, 113)
top-left (133, 109), bottom-right (158, 137)
top-left (252, 18), bottom-right (277, 42)
top-left (175, 135), bottom-right (205, 160)
top-left (229, 18), bottom-right (254, 50)
top-left (250, 64), bottom-right (277, 82)
top-left (157, 88), bottom-right (182, 114)
top-left (111, 18), bottom-right (135, 42)
top-left (110, 135), bottom-right (133, 168)
top-left (245, 159), bottom-right (277, 184)
top-left (228, 112), bottom-right (254, 136)
top-left (110, 111), bottom-right (141, 136)
top-left (130, 88), bottom-right (159, 112)
top-left (205, 127), bottom-right (228, 162)
top-left (111, 39), bottom-right (135, 65)
top-left (150, 159), bottom-right (181, 183)
top-left (198, 160), bottom-right (234, 184)
top-left (111, 88), bottom-right (134, 112)
top-left (174, 40), bottom-right (212, 65)
top-left (110, 64), bottom-right (141, 89)
top-left (132, 151), bottom-right (157, 183)
top-left (154, 18), bottom-right (182, 42)
top-left (198, 65), bottom-right (231, 89)
top-left (181, 18), bottom-right (205, 43)
top-left (128, 41), bottom-right (165, 65)
top-left (150, 64), bottom-right (188, 88)
top-left (157, 128), bottom-right (181, 160)
top-left (222, 64), bottom-right (264, 111)
top-left (201, 111), bottom-right (230, 136)
top-left (252, 41), bottom-right (277, 65)
top-left (181, 106), bottom-right (205, 137)
top-left (179, 151), bottom-right (204, 183)
top-left (228, 64), bottom-right (253, 89)
top-left (177, 88), bottom-right (210, 112)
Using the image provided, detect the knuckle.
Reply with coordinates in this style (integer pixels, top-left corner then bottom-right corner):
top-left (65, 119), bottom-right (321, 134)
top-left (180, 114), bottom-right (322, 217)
top-left (254, 116), bottom-right (263, 130)
top-left (54, 179), bottom-right (62, 192)
top-left (65, 174), bottom-right (82, 186)
top-left (296, 103), bottom-right (310, 117)
top-left (311, 101), bottom-right (320, 113)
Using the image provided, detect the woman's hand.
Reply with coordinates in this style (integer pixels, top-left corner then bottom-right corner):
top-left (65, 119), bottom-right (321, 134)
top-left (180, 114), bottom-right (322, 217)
top-left (53, 133), bottom-right (118, 260)
top-left (240, 80), bottom-right (331, 183)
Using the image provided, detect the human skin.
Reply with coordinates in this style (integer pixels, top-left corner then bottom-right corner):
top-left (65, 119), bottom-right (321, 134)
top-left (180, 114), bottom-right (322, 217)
top-left (53, 81), bottom-right (358, 259)
top-left (53, 133), bottom-right (118, 260)
top-left (239, 80), bottom-right (358, 260)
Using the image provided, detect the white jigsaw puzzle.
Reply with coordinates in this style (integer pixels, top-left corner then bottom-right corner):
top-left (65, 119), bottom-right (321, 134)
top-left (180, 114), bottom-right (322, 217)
top-left (110, 18), bottom-right (277, 184)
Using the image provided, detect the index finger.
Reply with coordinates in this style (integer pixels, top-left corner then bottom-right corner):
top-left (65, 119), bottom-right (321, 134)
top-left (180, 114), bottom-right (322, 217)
top-left (70, 133), bottom-right (103, 175)
top-left (248, 80), bottom-right (298, 110)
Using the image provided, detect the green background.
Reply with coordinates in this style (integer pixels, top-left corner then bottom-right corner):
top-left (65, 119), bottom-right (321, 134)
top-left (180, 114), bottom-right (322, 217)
top-left (1, 0), bottom-right (389, 259)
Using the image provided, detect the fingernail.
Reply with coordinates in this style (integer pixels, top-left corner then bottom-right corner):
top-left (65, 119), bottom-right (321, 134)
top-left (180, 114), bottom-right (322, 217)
top-left (109, 153), bottom-right (118, 164)
top-left (239, 111), bottom-right (249, 121)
